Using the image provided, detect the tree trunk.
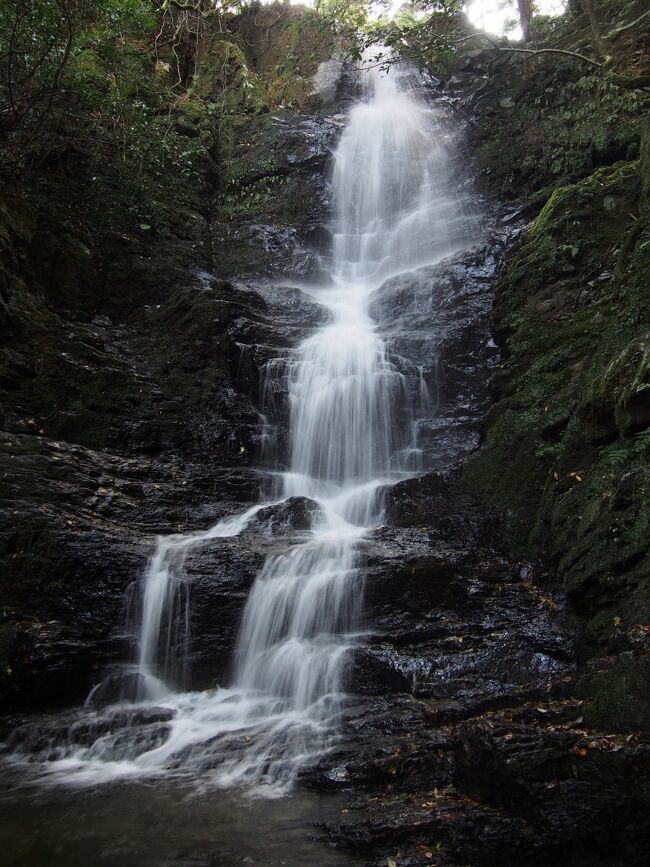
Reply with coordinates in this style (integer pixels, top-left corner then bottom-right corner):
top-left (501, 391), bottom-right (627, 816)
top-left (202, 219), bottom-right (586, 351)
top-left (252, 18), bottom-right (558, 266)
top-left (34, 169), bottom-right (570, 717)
top-left (583, 0), bottom-right (606, 58)
top-left (517, 0), bottom-right (533, 42)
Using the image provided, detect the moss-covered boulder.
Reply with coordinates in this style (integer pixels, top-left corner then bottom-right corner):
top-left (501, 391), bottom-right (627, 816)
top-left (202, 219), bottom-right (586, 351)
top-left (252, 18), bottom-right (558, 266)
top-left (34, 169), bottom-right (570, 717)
top-left (579, 652), bottom-right (650, 732)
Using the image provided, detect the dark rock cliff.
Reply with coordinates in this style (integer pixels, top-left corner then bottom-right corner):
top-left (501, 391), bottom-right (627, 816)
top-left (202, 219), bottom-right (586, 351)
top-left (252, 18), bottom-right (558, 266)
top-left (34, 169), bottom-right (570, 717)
top-left (0, 4), bottom-right (342, 709)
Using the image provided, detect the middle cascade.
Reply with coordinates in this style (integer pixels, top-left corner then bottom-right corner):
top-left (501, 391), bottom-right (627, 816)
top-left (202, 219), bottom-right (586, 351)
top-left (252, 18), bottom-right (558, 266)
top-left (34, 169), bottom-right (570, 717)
top-left (27, 63), bottom-right (472, 792)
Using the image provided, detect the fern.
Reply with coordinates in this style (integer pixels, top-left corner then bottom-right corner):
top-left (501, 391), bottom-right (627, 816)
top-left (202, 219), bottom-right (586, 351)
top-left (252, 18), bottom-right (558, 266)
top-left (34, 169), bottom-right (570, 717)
top-left (600, 443), bottom-right (631, 468)
top-left (632, 428), bottom-right (650, 456)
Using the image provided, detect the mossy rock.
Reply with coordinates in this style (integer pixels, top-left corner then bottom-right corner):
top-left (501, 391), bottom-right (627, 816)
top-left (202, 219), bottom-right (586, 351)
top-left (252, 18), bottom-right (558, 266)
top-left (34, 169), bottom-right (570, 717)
top-left (29, 228), bottom-right (97, 312)
top-left (578, 653), bottom-right (650, 732)
top-left (69, 48), bottom-right (110, 91)
top-left (580, 337), bottom-right (650, 441)
top-left (235, 5), bottom-right (336, 111)
top-left (468, 44), bottom-right (647, 200)
top-left (192, 36), bottom-right (268, 114)
top-left (464, 158), bottom-right (650, 644)
top-left (641, 118), bottom-right (650, 209)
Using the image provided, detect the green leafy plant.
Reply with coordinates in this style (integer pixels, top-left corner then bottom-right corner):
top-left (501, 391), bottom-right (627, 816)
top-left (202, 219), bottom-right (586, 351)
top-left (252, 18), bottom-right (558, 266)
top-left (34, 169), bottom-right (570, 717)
top-left (632, 427), bottom-right (650, 456)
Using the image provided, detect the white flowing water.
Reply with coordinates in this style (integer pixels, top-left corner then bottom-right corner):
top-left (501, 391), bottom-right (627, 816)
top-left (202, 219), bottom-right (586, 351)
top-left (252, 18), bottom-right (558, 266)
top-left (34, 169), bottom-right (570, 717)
top-left (15, 64), bottom-right (473, 793)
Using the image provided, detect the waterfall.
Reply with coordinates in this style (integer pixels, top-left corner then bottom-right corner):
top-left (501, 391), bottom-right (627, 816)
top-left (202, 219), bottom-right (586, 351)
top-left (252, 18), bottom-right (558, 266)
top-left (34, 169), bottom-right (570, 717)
top-left (24, 63), bottom-right (473, 792)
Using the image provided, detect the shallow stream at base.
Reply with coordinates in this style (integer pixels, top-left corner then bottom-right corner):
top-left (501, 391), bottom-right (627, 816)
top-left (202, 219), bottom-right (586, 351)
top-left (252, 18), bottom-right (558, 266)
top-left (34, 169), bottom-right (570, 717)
top-left (0, 773), bottom-right (359, 867)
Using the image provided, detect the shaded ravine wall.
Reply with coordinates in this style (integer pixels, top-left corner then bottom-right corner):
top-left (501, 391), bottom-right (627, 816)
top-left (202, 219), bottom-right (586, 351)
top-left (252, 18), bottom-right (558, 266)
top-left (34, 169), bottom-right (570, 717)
top-left (431, 4), bottom-right (650, 732)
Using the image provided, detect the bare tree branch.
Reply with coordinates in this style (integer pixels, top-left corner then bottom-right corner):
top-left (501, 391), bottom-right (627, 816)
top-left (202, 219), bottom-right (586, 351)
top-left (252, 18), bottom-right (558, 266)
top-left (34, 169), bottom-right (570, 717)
top-left (449, 32), bottom-right (603, 69)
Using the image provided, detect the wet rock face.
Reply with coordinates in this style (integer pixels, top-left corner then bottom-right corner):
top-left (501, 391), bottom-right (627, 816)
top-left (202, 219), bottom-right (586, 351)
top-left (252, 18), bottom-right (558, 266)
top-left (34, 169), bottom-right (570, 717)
top-left (185, 536), bottom-right (268, 689)
top-left (353, 474), bottom-right (574, 712)
top-left (360, 534), bottom-right (572, 706)
top-left (241, 497), bottom-right (324, 535)
top-left (0, 429), bottom-right (263, 708)
top-left (0, 262), bottom-right (307, 708)
top-left (0, 270), bottom-right (328, 709)
top-left (296, 466), bottom-right (649, 866)
top-left (0, 195), bottom-right (331, 712)
top-left (370, 238), bottom-right (506, 468)
top-left (214, 111), bottom-right (344, 282)
top-left (320, 700), bottom-right (650, 867)
top-left (2, 705), bottom-right (175, 765)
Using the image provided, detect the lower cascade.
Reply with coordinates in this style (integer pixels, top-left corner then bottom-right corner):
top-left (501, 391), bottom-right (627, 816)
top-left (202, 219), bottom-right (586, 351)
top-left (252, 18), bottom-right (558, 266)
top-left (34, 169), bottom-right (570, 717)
top-left (11, 63), bottom-right (476, 792)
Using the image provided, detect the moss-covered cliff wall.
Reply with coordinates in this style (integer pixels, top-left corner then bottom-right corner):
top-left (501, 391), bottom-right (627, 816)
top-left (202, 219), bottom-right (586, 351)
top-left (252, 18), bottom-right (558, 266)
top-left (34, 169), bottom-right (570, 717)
top-left (436, 3), bottom-right (650, 731)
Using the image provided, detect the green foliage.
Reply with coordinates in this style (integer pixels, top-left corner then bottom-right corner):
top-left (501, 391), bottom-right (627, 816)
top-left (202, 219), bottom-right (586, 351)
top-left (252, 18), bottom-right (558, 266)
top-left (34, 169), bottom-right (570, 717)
top-left (1, 1), bottom-right (158, 164)
top-left (0, 3), bottom-right (265, 166)
top-left (315, 0), bottom-right (371, 33)
top-left (475, 61), bottom-right (647, 198)
top-left (600, 442), bottom-right (631, 469)
top-left (311, 0), bottom-right (463, 68)
top-left (535, 442), bottom-right (561, 460)
top-left (360, 2), bottom-right (463, 69)
top-left (218, 173), bottom-right (291, 218)
top-left (518, 72), bottom-right (644, 179)
top-left (633, 427), bottom-right (650, 456)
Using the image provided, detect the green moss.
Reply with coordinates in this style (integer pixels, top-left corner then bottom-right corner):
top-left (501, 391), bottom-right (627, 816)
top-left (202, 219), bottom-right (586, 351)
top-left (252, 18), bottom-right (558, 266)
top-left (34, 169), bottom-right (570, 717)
top-left (470, 58), bottom-right (647, 200)
top-left (193, 37), bottom-right (268, 114)
top-left (69, 48), bottom-right (110, 90)
top-left (578, 654), bottom-right (650, 732)
top-left (236, 6), bottom-right (335, 111)
top-left (464, 159), bottom-right (650, 643)
top-left (640, 118), bottom-right (650, 209)
top-left (580, 337), bottom-right (650, 440)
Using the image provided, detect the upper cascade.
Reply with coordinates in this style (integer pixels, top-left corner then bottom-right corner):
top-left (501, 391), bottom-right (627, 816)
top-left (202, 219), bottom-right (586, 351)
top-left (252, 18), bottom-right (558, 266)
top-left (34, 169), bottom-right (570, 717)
top-left (286, 63), bottom-right (473, 507)
top-left (331, 66), bottom-right (468, 289)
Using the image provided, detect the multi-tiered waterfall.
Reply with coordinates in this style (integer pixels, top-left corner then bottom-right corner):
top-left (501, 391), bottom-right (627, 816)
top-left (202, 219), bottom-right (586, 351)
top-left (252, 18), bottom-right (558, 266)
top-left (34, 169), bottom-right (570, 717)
top-left (14, 64), bottom-right (471, 792)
